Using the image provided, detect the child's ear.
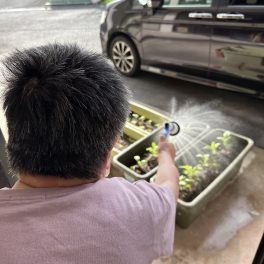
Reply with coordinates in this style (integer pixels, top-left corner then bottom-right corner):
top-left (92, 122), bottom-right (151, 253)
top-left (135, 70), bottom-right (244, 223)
top-left (103, 150), bottom-right (112, 178)
top-left (102, 135), bottom-right (119, 178)
top-left (112, 136), bottom-right (119, 148)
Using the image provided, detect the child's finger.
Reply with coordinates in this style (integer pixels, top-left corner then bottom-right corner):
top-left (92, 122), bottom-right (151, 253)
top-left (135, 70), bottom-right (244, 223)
top-left (159, 135), bottom-right (167, 143)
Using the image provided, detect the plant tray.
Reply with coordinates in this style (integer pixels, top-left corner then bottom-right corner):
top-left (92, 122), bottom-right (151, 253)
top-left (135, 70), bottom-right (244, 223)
top-left (151, 129), bottom-right (254, 228)
top-left (127, 101), bottom-right (171, 137)
top-left (113, 122), bottom-right (209, 182)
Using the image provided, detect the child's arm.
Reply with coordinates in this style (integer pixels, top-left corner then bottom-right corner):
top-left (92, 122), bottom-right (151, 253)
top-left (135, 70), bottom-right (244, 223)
top-left (154, 136), bottom-right (179, 200)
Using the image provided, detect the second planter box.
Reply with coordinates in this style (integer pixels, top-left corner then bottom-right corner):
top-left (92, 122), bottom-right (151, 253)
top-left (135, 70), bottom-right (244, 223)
top-left (113, 122), bottom-right (209, 182)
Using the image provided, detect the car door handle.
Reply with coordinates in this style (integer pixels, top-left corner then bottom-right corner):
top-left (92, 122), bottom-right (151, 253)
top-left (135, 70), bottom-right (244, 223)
top-left (188, 12), bottom-right (213, 19)
top-left (216, 13), bottom-right (245, 20)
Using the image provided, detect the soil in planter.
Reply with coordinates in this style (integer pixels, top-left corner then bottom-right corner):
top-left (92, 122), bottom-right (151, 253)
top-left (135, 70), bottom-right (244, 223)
top-left (115, 134), bottom-right (135, 151)
top-left (130, 142), bottom-right (158, 175)
top-left (177, 131), bottom-right (248, 202)
top-left (128, 111), bottom-right (159, 132)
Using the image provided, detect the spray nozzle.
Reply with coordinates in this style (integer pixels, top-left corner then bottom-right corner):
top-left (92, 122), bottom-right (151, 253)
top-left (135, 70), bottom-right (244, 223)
top-left (162, 121), bottom-right (180, 138)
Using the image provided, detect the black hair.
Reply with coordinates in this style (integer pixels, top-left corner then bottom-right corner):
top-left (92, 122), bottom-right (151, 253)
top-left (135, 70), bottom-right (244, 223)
top-left (2, 43), bottom-right (130, 179)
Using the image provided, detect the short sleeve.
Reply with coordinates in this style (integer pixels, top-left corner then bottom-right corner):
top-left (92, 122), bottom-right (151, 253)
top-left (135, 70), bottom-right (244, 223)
top-left (133, 180), bottom-right (176, 258)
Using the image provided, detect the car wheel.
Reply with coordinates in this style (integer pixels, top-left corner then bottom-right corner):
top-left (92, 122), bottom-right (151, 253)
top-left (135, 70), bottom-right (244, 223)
top-left (109, 36), bottom-right (140, 76)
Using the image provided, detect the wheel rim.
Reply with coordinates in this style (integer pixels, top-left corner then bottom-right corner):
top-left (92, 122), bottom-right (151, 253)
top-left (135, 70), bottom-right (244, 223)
top-left (112, 41), bottom-right (135, 73)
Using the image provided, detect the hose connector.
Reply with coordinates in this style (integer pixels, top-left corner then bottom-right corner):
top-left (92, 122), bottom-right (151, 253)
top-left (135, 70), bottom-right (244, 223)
top-left (162, 121), bottom-right (180, 138)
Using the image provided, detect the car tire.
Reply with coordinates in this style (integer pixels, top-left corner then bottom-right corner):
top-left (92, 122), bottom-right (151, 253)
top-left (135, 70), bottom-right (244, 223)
top-left (109, 36), bottom-right (140, 76)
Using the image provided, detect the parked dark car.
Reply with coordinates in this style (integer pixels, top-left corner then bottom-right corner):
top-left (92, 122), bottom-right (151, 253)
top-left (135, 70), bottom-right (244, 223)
top-left (100, 0), bottom-right (264, 97)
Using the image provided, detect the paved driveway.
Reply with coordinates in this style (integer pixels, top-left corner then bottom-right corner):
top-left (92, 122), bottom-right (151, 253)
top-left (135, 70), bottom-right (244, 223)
top-left (0, 0), bottom-right (46, 9)
top-left (0, 5), bottom-right (263, 148)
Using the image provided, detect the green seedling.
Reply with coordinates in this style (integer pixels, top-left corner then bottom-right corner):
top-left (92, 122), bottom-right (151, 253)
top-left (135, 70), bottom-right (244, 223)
top-left (147, 119), bottom-right (153, 125)
top-left (130, 119), bottom-right (138, 125)
top-left (116, 134), bottom-right (135, 150)
top-left (179, 175), bottom-right (193, 190)
top-left (179, 165), bottom-right (201, 178)
top-left (204, 141), bottom-right (221, 155)
top-left (130, 165), bottom-right (137, 171)
top-left (130, 155), bottom-right (150, 174)
top-left (146, 142), bottom-right (158, 157)
top-left (196, 153), bottom-right (210, 168)
top-left (209, 159), bottom-right (220, 172)
top-left (217, 131), bottom-right (231, 147)
top-left (130, 142), bottom-right (159, 174)
top-left (139, 115), bottom-right (146, 121)
top-left (134, 155), bottom-right (147, 166)
top-left (132, 113), bottom-right (139, 119)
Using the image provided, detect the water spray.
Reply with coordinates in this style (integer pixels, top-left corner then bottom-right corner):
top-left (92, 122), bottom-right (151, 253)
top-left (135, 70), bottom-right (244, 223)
top-left (162, 121), bottom-right (181, 138)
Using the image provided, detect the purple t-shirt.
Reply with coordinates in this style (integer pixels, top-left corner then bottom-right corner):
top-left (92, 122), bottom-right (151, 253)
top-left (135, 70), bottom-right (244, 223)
top-left (0, 177), bottom-right (176, 264)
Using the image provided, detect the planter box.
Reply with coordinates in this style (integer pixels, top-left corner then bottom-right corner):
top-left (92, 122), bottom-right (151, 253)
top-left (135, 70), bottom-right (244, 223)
top-left (127, 101), bottom-right (171, 137)
top-left (151, 129), bottom-right (254, 228)
top-left (111, 101), bottom-right (171, 177)
top-left (113, 122), bottom-right (209, 182)
top-left (110, 125), bottom-right (145, 177)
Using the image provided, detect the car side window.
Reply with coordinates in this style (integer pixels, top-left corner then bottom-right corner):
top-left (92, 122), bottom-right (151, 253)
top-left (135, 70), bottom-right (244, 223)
top-left (229, 0), bottom-right (263, 5)
top-left (163, 0), bottom-right (212, 7)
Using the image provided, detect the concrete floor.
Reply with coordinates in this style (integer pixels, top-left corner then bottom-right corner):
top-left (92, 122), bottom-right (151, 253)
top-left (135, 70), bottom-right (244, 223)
top-left (0, 4), bottom-right (263, 263)
top-left (153, 146), bottom-right (264, 264)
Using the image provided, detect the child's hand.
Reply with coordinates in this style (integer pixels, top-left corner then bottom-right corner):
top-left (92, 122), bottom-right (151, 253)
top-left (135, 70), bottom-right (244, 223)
top-left (158, 136), bottom-right (176, 161)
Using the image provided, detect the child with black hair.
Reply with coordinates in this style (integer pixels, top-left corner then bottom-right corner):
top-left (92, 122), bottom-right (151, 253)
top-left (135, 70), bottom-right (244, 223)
top-left (0, 43), bottom-right (179, 264)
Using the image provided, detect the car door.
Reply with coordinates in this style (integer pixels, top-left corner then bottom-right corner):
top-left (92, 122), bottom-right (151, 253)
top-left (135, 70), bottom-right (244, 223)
top-left (140, 0), bottom-right (217, 78)
top-left (209, 0), bottom-right (264, 95)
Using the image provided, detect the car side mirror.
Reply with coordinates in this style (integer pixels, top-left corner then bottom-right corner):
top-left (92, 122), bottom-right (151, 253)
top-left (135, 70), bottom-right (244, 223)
top-left (138, 0), bottom-right (164, 8)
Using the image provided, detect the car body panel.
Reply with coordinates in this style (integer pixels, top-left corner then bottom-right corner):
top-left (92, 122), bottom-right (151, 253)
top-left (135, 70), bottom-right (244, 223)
top-left (140, 3), bottom-right (218, 78)
top-left (100, 0), bottom-right (264, 97)
top-left (209, 0), bottom-right (264, 93)
top-left (100, 0), bottom-right (144, 57)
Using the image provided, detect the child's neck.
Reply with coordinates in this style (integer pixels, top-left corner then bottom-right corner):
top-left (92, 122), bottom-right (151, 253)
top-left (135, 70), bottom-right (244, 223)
top-left (12, 173), bottom-right (100, 189)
